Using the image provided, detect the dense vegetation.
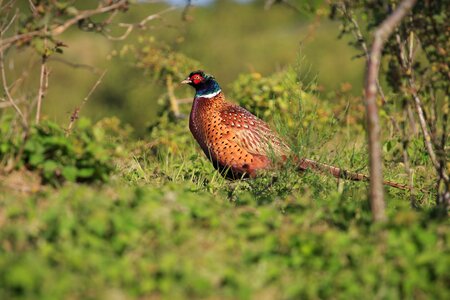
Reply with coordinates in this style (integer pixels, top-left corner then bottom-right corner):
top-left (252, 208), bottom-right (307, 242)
top-left (0, 0), bottom-right (448, 299)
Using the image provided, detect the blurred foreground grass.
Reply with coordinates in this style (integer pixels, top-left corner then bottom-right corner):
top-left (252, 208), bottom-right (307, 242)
top-left (0, 140), bottom-right (448, 299)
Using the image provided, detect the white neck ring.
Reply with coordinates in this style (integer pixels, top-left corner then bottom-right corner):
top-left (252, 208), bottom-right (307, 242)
top-left (197, 89), bottom-right (221, 99)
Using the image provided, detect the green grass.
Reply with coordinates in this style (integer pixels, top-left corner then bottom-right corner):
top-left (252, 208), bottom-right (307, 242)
top-left (1, 115), bottom-right (448, 299)
top-left (0, 156), bottom-right (448, 299)
top-left (0, 67), bottom-right (448, 300)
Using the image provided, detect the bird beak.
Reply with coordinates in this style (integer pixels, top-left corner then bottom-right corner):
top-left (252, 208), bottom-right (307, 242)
top-left (181, 78), bottom-right (191, 84)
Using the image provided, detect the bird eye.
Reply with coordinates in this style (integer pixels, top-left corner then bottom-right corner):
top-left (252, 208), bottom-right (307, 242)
top-left (191, 74), bottom-right (202, 83)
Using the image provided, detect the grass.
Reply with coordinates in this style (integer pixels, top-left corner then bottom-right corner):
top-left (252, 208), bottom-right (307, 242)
top-left (1, 154), bottom-right (448, 299)
top-left (1, 115), bottom-right (447, 299)
top-left (0, 70), bottom-right (447, 299)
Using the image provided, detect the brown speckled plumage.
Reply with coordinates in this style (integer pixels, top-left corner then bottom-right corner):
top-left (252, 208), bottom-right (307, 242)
top-left (189, 92), bottom-right (289, 178)
top-left (182, 71), bottom-right (409, 190)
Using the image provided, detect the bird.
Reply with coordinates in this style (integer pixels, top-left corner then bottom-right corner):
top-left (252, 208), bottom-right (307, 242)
top-left (181, 70), bottom-right (407, 190)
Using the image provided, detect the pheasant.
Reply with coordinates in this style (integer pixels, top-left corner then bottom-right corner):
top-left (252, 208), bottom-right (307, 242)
top-left (182, 70), bottom-right (407, 190)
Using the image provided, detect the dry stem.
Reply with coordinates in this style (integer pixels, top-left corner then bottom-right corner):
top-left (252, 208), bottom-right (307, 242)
top-left (35, 27), bottom-right (48, 124)
top-left (0, 33), bottom-right (27, 127)
top-left (338, 4), bottom-right (386, 104)
top-left (394, 31), bottom-right (448, 182)
top-left (66, 70), bottom-right (107, 136)
top-left (166, 74), bottom-right (180, 117)
top-left (106, 6), bottom-right (175, 41)
top-left (0, 0), bottom-right (129, 52)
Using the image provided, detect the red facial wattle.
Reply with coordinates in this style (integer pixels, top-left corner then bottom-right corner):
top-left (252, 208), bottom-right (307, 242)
top-left (192, 76), bottom-right (202, 85)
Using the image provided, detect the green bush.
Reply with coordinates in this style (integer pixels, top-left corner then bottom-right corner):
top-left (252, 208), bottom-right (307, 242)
top-left (0, 117), bottom-right (126, 185)
top-left (229, 70), bottom-right (304, 129)
top-left (0, 184), bottom-right (448, 299)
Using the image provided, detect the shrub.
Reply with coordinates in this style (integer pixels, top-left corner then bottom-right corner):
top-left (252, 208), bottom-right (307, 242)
top-left (0, 184), bottom-right (448, 299)
top-left (0, 116), bottom-right (125, 185)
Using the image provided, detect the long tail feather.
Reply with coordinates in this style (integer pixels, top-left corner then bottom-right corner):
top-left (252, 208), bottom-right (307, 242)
top-left (297, 158), bottom-right (409, 190)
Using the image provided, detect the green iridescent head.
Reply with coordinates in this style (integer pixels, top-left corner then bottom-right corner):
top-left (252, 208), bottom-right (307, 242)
top-left (182, 70), bottom-right (221, 98)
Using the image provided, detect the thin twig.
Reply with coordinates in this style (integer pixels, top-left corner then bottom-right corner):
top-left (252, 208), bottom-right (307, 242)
top-left (0, 0), bottom-right (128, 52)
top-left (166, 74), bottom-right (180, 117)
top-left (0, 34), bottom-right (27, 127)
top-left (364, 0), bottom-right (417, 222)
top-left (299, 11), bottom-right (323, 45)
top-left (428, 85), bottom-right (437, 140)
top-left (66, 70), bottom-right (107, 136)
top-left (182, 0), bottom-right (192, 21)
top-left (265, 0), bottom-right (301, 13)
top-left (175, 97), bottom-right (193, 104)
top-left (338, 4), bottom-right (387, 104)
top-left (409, 80), bottom-right (442, 173)
top-left (396, 110), bottom-right (415, 206)
top-left (35, 26), bottom-right (48, 124)
top-left (0, 0), bottom-right (15, 12)
top-left (28, 0), bottom-right (36, 14)
top-left (438, 90), bottom-right (449, 207)
top-left (394, 32), bottom-right (447, 181)
top-left (105, 6), bottom-right (175, 41)
top-left (51, 0), bottom-right (127, 36)
top-left (48, 56), bottom-right (101, 74)
top-left (0, 98), bottom-right (24, 108)
top-left (0, 9), bottom-right (17, 35)
top-left (101, 9), bottom-right (119, 27)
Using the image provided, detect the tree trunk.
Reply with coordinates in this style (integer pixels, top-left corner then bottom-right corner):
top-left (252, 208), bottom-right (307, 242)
top-left (364, 0), bottom-right (417, 222)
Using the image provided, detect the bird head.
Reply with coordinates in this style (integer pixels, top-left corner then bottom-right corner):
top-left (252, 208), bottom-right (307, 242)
top-left (181, 70), bottom-right (212, 85)
top-left (182, 70), bottom-right (221, 97)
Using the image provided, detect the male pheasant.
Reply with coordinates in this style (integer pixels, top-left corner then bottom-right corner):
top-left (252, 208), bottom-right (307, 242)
top-left (182, 70), bottom-right (407, 190)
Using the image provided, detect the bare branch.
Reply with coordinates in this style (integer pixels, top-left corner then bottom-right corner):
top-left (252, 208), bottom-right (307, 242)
top-left (0, 0), bottom-right (15, 11)
top-left (35, 26), bottom-right (48, 124)
top-left (0, 97), bottom-right (24, 108)
top-left (265, 0), bottom-right (301, 13)
top-left (48, 56), bottom-right (101, 74)
top-left (105, 6), bottom-right (176, 41)
top-left (395, 29), bottom-right (448, 182)
top-left (50, 0), bottom-right (128, 36)
top-left (0, 9), bottom-right (17, 35)
top-left (66, 70), bottom-right (107, 136)
top-left (338, 4), bottom-right (387, 104)
top-left (364, 0), bottom-right (417, 222)
top-left (408, 80), bottom-right (443, 173)
top-left (175, 97), bottom-right (193, 104)
top-left (28, 0), bottom-right (36, 14)
top-left (182, 0), bottom-right (192, 21)
top-left (0, 33), bottom-right (27, 127)
top-left (166, 74), bottom-right (180, 117)
top-left (0, 0), bottom-right (129, 52)
top-left (394, 110), bottom-right (416, 206)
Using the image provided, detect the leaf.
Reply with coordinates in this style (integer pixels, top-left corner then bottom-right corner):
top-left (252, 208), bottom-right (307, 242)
top-left (29, 154), bottom-right (44, 166)
top-left (77, 168), bottom-right (95, 178)
top-left (62, 166), bottom-right (78, 182)
top-left (43, 160), bottom-right (58, 178)
top-left (66, 6), bottom-right (79, 16)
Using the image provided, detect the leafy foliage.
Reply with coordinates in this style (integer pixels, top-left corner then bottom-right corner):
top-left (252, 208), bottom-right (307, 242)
top-left (229, 70), bottom-right (302, 128)
top-left (0, 117), bottom-right (125, 185)
top-left (0, 182), bottom-right (448, 299)
top-left (117, 36), bottom-right (202, 84)
top-left (134, 37), bottom-right (202, 83)
top-left (331, 0), bottom-right (449, 91)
